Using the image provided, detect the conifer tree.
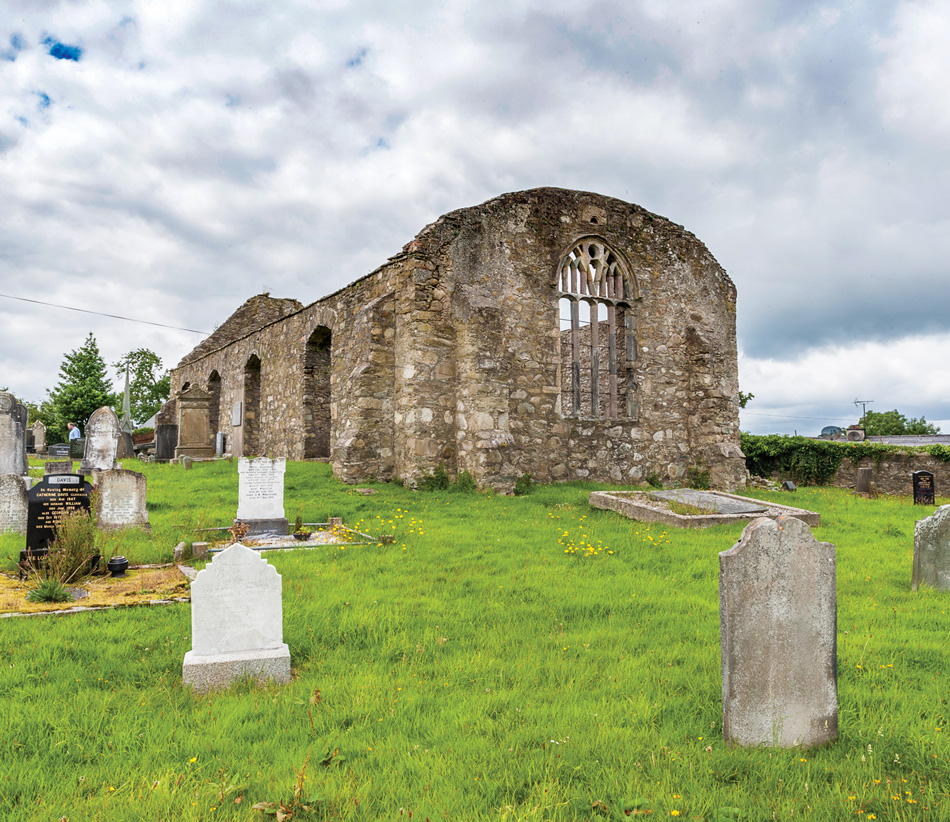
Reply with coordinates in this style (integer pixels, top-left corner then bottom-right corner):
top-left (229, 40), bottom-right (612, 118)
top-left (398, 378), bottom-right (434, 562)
top-left (48, 333), bottom-right (117, 437)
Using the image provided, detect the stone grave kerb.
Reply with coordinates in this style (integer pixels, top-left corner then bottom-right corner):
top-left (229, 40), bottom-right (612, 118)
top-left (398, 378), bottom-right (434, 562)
top-left (720, 515), bottom-right (838, 748)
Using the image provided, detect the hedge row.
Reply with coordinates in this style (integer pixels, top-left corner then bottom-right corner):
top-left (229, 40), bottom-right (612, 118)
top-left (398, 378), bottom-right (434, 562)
top-left (739, 433), bottom-right (950, 485)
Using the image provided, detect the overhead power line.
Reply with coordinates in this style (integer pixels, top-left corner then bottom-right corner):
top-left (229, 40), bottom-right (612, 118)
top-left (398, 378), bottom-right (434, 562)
top-left (0, 292), bottom-right (210, 335)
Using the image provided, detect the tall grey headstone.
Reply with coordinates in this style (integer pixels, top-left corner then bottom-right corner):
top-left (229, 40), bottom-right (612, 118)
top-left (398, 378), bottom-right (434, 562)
top-left (32, 421), bottom-right (46, 453)
top-left (855, 467), bottom-right (872, 495)
top-left (0, 393), bottom-right (28, 476)
top-left (913, 504), bottom-right (950, 591)
top-left (182, 542), bottom-right (290, 691)
top-left (0, 474), bottom-right (28, 534)
top-left (80, 407), bottom-right (120, 472)
top-left (235, 457), bottom-right (288, 536)
top-left (720, 516), bottom-right (838, 747)
top-left (96, 469), bottom-right (150, 531)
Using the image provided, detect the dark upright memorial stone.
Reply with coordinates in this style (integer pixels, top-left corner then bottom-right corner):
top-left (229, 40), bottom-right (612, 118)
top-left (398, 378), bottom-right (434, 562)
top-left (26, 474), bottom-right (92, 553)
top-left (70, 437), bottom-right (86, 459)
top-left (116, 431), bottom-right (135, 459)
top-left (48, 443), bottom-right (71, 459)
top-left (155, 424), bottom-right (178, 461)
top-left (914, 470), bottom-right (936, 506)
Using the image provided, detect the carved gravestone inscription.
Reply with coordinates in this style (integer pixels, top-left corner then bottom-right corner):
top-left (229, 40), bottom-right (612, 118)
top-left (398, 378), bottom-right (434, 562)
top-left (48, 443), bottom-right (70, 459)
top-left (80, 406), bottom-right (120, 472)
top-left (720, 516), bottom-right (838, 747)
top-left (235, 457), bottom-right (288, 536)
top-left (97, 469), bottom-right (150, 531)
top-left (0, 392), bottom-right (28, 476)
top-left (914, 470), bottom-right (935, 506)
top-left (175, 386), bottom-right (214, 459)
top-left (26, 474), bottom-right (92, 552)
top-left (0, 474), bottom-right (28, 535)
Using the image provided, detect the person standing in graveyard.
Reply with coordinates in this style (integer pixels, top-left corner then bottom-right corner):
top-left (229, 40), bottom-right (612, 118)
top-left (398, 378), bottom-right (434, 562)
top-left (67, 422), bottom-right (81, 440)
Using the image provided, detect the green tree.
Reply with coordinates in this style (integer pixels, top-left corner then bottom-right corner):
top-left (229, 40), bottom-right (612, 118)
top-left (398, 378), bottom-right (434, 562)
top-left (47, 333), bottom-right (117, 439)
top-left (859, 409), bottom-right (940, 436)
top-left (114, 348), bottom-right (170, 426)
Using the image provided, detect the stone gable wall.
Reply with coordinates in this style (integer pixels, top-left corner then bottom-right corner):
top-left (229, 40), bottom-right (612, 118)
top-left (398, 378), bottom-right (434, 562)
top-left (169, 188), bottom-right (747, 490)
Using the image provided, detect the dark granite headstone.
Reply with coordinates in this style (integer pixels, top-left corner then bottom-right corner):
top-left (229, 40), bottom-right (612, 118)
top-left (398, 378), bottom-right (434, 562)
top-left (26, 474), bottom-right (92, 553)
top-left (70, 437), bottom-right (86, 459)
top-left (116, 431), bottom-right (135, 459)
top-left (914, 470), bottom-right (936, 506)
top-left (48, 443), bottom-right (71, 459)
top-left (781, 480), bottom-right (797, 492)
top-left (155, 424), bottom-right (178, 461)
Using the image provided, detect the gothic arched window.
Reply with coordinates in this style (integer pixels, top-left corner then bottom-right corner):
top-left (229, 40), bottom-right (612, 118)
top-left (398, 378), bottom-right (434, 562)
top-left (557, 238), bottom-right (638, 419)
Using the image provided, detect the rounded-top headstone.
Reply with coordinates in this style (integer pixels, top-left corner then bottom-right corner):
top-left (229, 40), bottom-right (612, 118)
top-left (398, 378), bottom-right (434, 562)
top-left (720, 516), bottom-right (838, 748)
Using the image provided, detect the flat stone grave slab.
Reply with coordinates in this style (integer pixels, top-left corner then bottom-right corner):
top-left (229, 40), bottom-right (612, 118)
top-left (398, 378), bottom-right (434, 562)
top-left (648, 489), bottom-right (768, 515)
top-left (589, 488), bottom-right (820, 528)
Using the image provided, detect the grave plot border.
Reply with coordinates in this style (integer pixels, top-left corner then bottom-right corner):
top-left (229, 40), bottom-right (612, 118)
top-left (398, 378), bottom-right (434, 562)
top-left (589, 489), bottom-right (820, 528)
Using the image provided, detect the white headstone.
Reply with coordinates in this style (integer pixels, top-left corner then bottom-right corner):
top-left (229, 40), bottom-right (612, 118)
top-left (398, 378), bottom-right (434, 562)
top-left (235, 457), bottom-right (288, 535)
top-left (80, 406), bottom-right (120, 472)
top-left (0, 474), bottom-right (28, 534)
top-left (913, 504), bottom-right (950, 591)
top-left (96, 469), bottom-right (150, 531)
top-left (720, 516), bottom-right (838, 747)
top-left (182, 542), bottom-right (290, 691)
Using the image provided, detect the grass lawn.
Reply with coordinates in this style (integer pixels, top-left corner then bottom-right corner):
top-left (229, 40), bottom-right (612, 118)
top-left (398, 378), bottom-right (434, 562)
top-left (1, 460), bottom-right (948, 820)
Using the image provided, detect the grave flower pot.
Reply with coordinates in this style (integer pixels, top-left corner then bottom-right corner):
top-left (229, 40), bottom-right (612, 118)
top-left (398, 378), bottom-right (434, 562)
top-left (107, 556), bottom-right (129, 577)
top-left (293, 531), bottom-right (311, 541)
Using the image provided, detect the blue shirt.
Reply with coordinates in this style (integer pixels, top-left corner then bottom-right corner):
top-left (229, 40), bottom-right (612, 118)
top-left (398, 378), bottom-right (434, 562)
top-left (68, 426), bottom-right (81, 440)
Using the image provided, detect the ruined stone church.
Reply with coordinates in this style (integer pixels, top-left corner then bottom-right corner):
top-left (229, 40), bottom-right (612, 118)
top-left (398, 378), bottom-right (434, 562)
top-left (167, 187), bottom-right (747, 490)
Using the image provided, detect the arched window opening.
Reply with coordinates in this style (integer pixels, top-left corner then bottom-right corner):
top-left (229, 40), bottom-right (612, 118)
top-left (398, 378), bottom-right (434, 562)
top-left (207, 370), bottom-right (221, 436)
top-left (303, 327), bottom-right (331, 459)
top-left (557, 239), bottom-right (637, 419)
top-left (243, 354), bottom-right (261, 456)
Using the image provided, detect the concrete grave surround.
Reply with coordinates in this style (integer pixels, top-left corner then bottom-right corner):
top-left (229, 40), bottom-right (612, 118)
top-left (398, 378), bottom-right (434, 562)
top-left (236, 457), bottom-right (288, 535)
top-left (96, 469), bottom-right (150, 531)
top-left (165, 188), bottom-right (748, 493)
top-left (182, 542), bottom-right (290, 691)
top-left (913, 504), bottom-right (950, 592)
top-left (720, 516), bottom-right (838, 748)
top-left (0, 474), bottom-right (28, 534)
top-left (80, 406), bottom-right (120, 472)
top-left (0, 392), bottom-right (28, 476)
top-left (589, 489), bottom-right (820, 528)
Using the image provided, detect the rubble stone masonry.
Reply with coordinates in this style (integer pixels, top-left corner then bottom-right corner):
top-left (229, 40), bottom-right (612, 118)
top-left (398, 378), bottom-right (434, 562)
top-left (168, 188), bottom-right (747, 491)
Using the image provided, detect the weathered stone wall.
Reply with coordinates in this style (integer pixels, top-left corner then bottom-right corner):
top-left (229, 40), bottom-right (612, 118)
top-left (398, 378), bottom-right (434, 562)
top-left (168, 188), bottom-right (746, 490)
top-left (831, 453), bottom-right (950, 497)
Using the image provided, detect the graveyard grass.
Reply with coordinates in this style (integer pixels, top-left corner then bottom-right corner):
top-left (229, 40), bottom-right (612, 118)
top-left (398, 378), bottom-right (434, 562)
top-left (1, 462), bottom-right (949, 820)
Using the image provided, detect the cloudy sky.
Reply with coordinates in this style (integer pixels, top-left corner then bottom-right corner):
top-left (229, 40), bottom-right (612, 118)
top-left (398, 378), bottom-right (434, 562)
top-left (2, 0), bottom-right (948, 436)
